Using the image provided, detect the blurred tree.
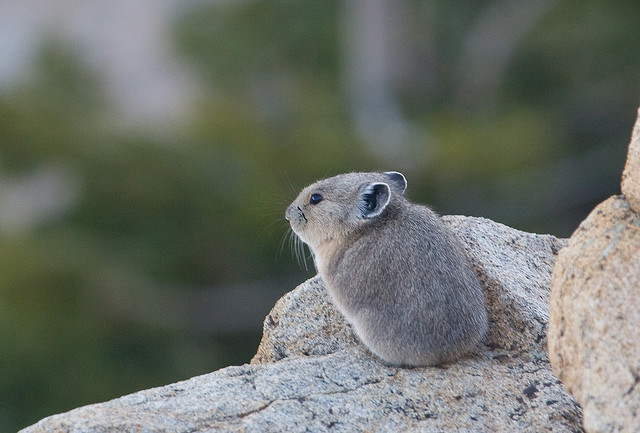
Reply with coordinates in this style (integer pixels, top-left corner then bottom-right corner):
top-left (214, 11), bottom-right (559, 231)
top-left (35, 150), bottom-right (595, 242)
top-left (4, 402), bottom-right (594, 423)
top-left (1, 0), bottom-right (639, 431)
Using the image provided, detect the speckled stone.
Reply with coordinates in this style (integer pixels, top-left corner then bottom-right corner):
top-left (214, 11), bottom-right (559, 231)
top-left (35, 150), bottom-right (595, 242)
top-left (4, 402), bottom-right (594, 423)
top-left (549, 195), bottom-right (640, 433)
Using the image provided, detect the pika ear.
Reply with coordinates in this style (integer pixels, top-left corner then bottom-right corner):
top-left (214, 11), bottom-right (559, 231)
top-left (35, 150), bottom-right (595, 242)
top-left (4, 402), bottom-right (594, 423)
top-left (384, 171), bottom-right (407, 195)
top-left (359, 182), bottom-right (391, 219)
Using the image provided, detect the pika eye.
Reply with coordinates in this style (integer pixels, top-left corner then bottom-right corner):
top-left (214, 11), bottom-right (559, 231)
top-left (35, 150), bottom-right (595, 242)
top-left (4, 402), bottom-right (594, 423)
top-left (309, 193), bottom-right (323, 205)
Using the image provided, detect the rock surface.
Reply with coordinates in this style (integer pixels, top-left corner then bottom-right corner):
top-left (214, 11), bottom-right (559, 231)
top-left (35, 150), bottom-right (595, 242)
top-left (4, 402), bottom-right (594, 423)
top-left (22, 216), bottom-right (582, 433)
top-left (549, 195), bottom-right (640, 433)
top-left (22, 347), bottom-right (580, 433)
top-left (621, 108), bottom-right (640, 213)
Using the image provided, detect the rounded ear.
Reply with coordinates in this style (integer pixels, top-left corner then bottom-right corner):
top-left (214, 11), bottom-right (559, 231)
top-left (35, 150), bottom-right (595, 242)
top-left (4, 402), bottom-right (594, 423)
top-left (359, 182), bottom-right (391, 219)
top-left (384, 171), bottom-right (407, 195)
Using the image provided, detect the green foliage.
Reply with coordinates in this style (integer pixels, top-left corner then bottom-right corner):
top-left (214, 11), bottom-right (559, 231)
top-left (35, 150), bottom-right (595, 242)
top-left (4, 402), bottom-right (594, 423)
top-left (176, 0), bottom-right (339, 87)
top-left (430, 108), bottom-right (561, 181)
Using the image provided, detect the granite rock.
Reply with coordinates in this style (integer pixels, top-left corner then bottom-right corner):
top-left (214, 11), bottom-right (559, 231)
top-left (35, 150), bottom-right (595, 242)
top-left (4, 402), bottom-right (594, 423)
top-left (549, 195), bottom-right (640, 433)
top-left (22, 346), bottom-right (582, 433)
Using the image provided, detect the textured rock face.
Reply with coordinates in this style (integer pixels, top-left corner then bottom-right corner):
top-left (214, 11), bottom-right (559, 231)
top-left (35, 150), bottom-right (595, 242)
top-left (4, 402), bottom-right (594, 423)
top-left (23, 347), bottom-right (581, 433)
top-left (22, 214), bottom-right (583, 433)
top-left (251, 276), bottom-right (359, 363)
top-left (549, 196), bottom-right (640, 433)
top-left (621, 108), bottom-right (640, 213)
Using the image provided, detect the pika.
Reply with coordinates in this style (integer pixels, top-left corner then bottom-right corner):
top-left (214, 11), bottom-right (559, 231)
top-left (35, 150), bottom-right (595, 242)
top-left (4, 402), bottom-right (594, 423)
top-left (285, 171), bottom-right (488, 367)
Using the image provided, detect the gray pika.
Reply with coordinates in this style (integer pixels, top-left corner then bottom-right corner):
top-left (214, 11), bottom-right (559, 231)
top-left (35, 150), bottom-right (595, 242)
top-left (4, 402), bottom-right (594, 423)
top-left (285, 171), bottom-right (488, 367)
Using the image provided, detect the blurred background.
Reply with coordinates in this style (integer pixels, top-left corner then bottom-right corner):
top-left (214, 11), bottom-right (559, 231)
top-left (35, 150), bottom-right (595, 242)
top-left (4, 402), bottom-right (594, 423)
top-left (2, 0), bottom-right (639, 430)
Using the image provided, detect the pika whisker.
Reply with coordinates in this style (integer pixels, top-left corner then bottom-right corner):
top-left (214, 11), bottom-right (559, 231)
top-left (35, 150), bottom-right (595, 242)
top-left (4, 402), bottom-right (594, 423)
top-left (284, 228), bottom-right (310, 272)
top-left (277, 228), bottom-right (291, 260)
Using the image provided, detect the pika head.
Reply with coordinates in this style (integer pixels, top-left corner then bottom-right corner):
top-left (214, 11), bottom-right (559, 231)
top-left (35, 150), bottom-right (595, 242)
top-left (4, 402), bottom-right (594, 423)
top-left (285, 171), bottom-right (407, 252)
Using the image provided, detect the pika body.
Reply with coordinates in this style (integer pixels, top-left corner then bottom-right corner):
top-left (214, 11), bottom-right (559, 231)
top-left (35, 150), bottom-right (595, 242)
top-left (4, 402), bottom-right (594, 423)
top-left (285, 172), bottom-right (488, 367)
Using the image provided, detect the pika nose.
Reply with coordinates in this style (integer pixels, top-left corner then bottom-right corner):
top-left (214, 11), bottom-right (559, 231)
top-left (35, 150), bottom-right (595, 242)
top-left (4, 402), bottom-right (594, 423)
top-left (285, 205), bottom-right (295, 221)
top-left (285, 205), bottom-right (307, 223)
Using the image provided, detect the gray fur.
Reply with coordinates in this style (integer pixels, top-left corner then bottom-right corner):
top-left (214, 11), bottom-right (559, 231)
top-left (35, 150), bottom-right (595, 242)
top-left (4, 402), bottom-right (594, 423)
top-left (285, 172), bottom-right (488, 367)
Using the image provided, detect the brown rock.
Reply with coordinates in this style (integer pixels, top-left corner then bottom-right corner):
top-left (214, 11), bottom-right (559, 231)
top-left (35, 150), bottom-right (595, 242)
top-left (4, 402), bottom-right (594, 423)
top-left (621, 108), bottom-right (640, 213)
top-left (549, 195), bottom-right (640, 433)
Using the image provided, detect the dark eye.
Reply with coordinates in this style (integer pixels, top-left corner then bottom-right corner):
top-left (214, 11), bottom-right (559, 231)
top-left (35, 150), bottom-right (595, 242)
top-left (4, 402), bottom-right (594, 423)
top-left (309, 193), bottom-right (323, 205)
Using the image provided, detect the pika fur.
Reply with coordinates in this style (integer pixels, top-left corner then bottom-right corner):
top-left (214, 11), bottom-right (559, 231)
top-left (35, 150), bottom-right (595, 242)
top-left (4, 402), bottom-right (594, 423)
top-left (285, 171), bottom-right (488, 367)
